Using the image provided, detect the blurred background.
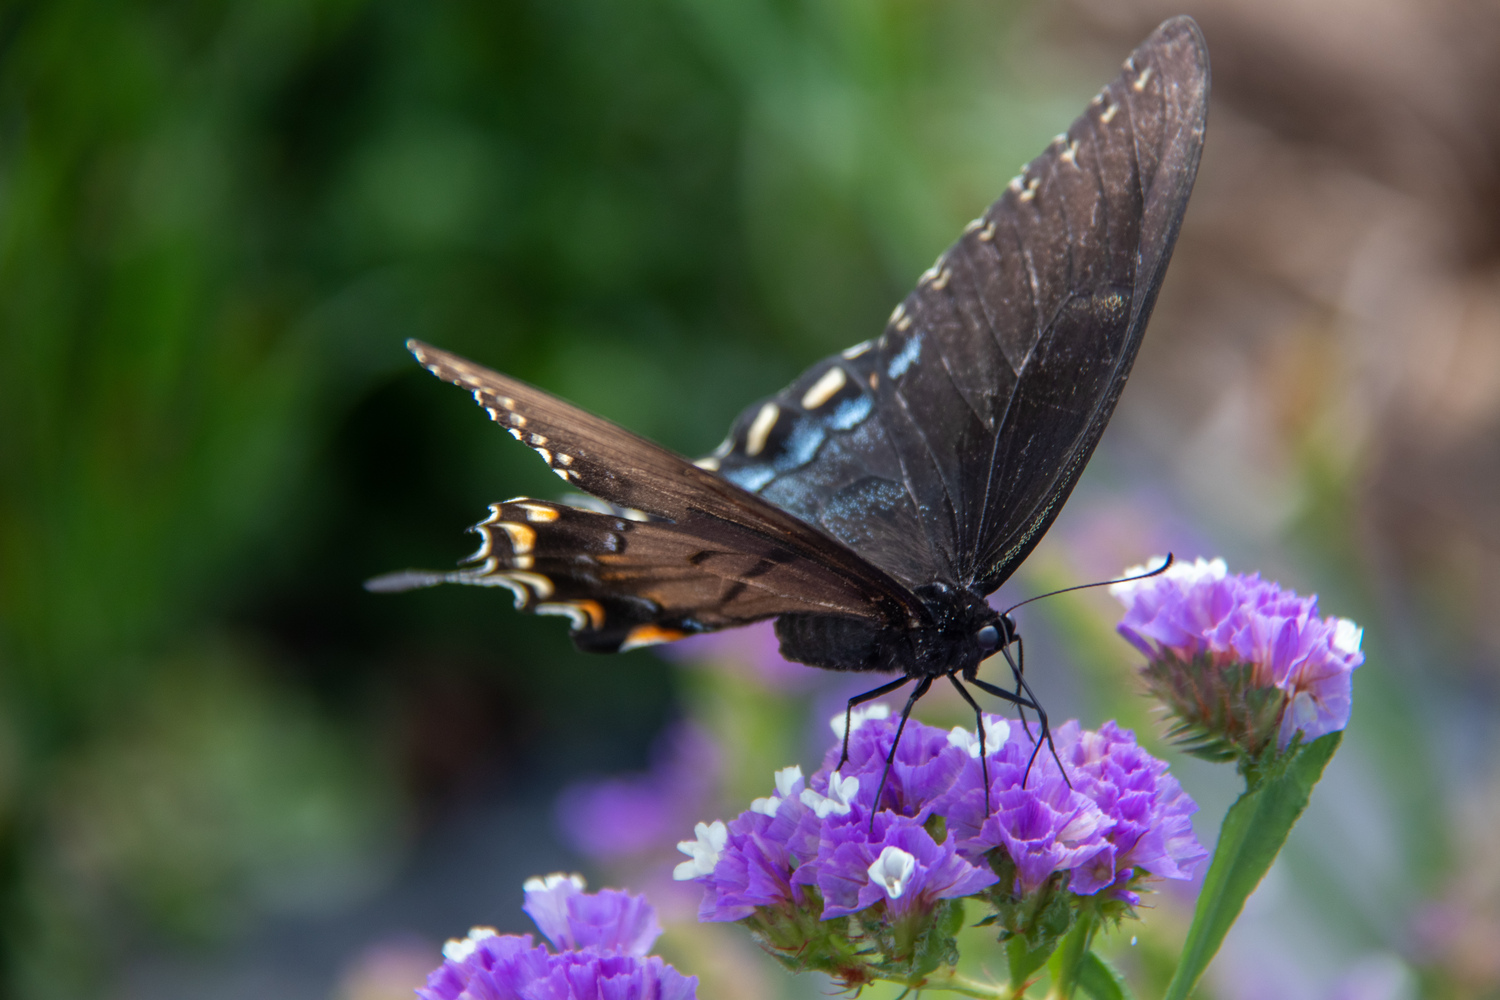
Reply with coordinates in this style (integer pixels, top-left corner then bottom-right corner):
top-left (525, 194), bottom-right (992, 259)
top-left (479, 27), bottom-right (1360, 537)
top-left (1, 0), bottom-right (1497, 997)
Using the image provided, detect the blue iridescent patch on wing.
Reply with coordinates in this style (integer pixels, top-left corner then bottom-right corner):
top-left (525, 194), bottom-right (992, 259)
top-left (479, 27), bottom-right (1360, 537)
top-left (887, 334), bottom-right (923, 379)
top-left (777, 420), bottom-right (825, 470)
top-left (828, 394), bottom-right (872, 431)
top-left (723, 464), bottom-right (776, 493)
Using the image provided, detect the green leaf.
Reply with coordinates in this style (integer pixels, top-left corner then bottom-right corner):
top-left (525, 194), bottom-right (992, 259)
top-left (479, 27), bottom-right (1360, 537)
top-left (1164, 731), bottom-right (1342, 1000)
top-left (1008, 934), bottom-right (1056, 989)
top-left (1077, 952), bottom-right (1136, 1000)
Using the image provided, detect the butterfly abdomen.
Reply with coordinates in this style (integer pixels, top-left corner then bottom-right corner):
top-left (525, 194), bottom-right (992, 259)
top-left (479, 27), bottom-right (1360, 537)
top-left (775, 613), bottom-right (901, 673)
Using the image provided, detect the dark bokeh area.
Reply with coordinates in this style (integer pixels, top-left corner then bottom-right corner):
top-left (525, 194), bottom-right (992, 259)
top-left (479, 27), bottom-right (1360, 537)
top-left (1, 1), bottom-right (1498, 999)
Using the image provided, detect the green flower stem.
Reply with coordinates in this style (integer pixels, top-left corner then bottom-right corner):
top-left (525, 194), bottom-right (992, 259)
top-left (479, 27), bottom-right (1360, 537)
top-left (875, 967), bottom-right (1012, 998)
top-left (1045, 904), bottom-right (1098, 999)
top-left (1163, 731), bottom-right (1342, 1000)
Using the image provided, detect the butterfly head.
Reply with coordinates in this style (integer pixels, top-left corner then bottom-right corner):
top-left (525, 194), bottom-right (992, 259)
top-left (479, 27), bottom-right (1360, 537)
top-left (905, 583), bottom-right (1011, 679)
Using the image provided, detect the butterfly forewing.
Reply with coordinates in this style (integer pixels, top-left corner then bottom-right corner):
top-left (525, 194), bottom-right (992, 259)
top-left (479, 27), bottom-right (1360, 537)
top-left (711, 17), bottom-right (1208, 594)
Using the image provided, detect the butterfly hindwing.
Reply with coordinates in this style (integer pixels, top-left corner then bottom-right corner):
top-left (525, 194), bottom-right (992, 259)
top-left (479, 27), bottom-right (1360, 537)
top-left (367, 496), bottom-right (916, 651)
top-left (384, 344), bottom-right (929, 636)
top-left (709, 18), bottom-right (1208, 594)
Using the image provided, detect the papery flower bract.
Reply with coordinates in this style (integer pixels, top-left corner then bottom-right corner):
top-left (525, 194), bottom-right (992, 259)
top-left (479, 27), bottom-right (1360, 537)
top-left (684, 774), bottom-right (812, 921)
top-left (520, 874), bottom-right (588, 949)
top-left (684, 712), bottom-right (1203, 911)
top-left (522, 873), bottom-right (662, 956)
top-left (800, 811), bottom-right (998, 918)
top-left (976, 778), bottom-right (1110, 895)
top-left (421, 876), bottom-right (696, 1000)
top-left (1112, 556), bottom-right (1364, 755)
top-left (819, 712), bottom-right (964, 819)
top-left (932, 721), bottom-right (1113, 896)
top-left (1049, 721), bottom-right (1207, 898)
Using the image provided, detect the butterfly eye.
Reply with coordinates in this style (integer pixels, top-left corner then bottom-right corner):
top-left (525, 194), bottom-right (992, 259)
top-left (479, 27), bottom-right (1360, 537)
top-left (976, 625), bottom-right (1000, 652)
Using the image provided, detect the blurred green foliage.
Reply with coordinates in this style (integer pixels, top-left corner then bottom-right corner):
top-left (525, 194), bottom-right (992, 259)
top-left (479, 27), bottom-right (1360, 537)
top-left (0, 0), bottom-right (1110, 995)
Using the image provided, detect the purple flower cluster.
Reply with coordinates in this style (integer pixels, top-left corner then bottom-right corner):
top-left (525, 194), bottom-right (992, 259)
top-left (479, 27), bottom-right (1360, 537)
top-left (555, 723), bottom-right (719, 861)
top-left (1111, 557), bottom-right (1364, 752)
top-left (421, 874), bottom-right (696, 1000)
top-left (675, 709), bottom-right (1204, 924)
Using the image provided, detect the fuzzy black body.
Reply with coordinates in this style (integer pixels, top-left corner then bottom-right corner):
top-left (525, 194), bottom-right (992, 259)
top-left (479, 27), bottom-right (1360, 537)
top-left (370, 19), bottom-right (1209, 718)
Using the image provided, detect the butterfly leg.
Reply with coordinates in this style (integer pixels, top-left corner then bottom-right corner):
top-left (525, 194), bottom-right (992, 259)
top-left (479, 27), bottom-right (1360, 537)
top-left (838, 674), bottom-right (913, 771)
top-left (869, 675), bottom-right (934, 831)
top-left (1001, 637), bottom-right (1037, 743)
top-left (946, 674), bottom-right (994, 815)
top-left (966, 674), bottom-right (1069, 790)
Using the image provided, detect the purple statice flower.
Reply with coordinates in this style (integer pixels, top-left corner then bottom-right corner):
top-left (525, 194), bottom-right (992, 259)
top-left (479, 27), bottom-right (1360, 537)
top-left (933, 727), bottom-right (1111, 895)
top-left (680, 711), bottom-right (1202, 913)
top-left (676, 767), bottom-right (811, 921)
top-left (555, 723), bottom-right (719, 861)
top-left (521, 873), bottom-right (663, 956)
top-left (673, 711), bottom-right (1204, 984)
top-left (815, 707), bottom-right (966, 819)
top-left (793, 810), bottom-right (997, 918)
top-left (1049, 721), bottom-right (1208, 900)
top-left (1111, 557), bottom-right (1364, 755)
top-left (979, 781), bottom-right (1111, 896)
top-left (420, 875), bottom-right (696, 1000)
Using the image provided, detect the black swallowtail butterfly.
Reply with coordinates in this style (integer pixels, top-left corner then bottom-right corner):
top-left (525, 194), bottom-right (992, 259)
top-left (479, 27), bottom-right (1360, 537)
top-left (371, 17), bottom-right (1209, 783)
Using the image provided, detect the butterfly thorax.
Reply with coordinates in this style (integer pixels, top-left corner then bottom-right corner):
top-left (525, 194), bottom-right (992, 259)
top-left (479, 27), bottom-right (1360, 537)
top-left (774, 583), bottom-right (1002, 679)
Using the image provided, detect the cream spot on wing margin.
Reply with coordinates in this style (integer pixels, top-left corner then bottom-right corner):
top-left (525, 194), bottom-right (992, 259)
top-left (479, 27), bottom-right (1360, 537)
top-left (801, 367), bottom-right (848, 410)
top-left (745, 403), bottom-right (779, 457)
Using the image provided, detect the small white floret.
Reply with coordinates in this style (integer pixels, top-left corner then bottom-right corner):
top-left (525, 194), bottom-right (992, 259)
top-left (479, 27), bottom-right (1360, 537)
top-left (673, 820), bottom-right (728, 880)
top-left (800, 771), bottom-right (859, 818)
top-left (443, 926), bottom-right (498, 962)
top-left (750, 765), bottom-right (803, 817)
top-left (750, 795), bottom-right (780, 816)
top-left (1333, 618), bottom-right (1363, 656)
top-left (868, 846), bottom-right (917, 900)
top-left (829, 702), bottom-right (891, 738)
top-left (947, 716), bottom-right (1011, 758)
top-left (523, 872), bottom-right (585, 894)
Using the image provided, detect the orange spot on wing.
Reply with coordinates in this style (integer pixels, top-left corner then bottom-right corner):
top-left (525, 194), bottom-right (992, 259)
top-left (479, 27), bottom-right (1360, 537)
top-left (619, 624), bottom-right (688, 651)
top-left (576, 600), bottom-right (606, 630)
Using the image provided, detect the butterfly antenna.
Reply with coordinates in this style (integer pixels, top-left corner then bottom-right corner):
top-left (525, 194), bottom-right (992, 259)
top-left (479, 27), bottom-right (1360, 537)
top-left (868, 676), bottom-right (933, 834)
top-left (988, 555), bottom-right (1173, 788)
top-left (999, 553), bottom-right (1174, 618)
